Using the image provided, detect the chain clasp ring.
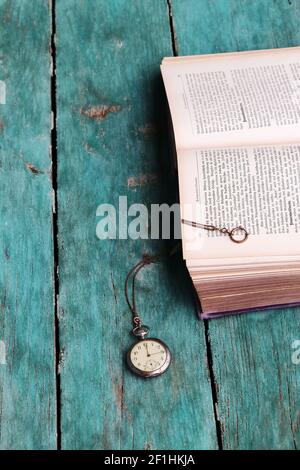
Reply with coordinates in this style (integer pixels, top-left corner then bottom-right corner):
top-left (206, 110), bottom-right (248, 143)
top-left (228, 226), bottom-right (249, 243)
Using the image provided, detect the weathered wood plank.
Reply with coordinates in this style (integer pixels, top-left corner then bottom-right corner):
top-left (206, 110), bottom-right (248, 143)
top-left (56, 0), bottom-right (217, 450)
top-left (171, 0), bottom-right (300, 449)
top-left (0, 0), bottom-right (56, 449)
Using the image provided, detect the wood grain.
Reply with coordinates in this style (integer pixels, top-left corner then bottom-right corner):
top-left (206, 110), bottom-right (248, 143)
top-left (0, 0), bottom-right (56, 449)
top-left (171, 0), bottom-right (300, 449)
top-left (55, 0), bottom-right (217, 450)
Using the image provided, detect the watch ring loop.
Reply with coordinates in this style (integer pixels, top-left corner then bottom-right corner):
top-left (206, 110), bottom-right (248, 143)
top-left (229, 226), bottom-right (249, 243)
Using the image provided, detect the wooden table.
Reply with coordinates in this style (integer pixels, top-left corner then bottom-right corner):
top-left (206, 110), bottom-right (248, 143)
top-left (0, 0), bottom-right (300, 450)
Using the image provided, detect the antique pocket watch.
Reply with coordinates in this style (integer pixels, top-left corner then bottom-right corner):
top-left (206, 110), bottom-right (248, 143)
top-left (125, 254), bottom-right (172, 378)
top-left (127, 325), bottom-right (171, 378)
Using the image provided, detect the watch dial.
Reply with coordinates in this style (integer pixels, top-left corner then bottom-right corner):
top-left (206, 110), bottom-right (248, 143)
top-left (129, 339), bottom-right (170, 376)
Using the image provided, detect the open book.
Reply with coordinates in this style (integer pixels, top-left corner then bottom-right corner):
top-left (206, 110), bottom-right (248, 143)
top-left (161, 47), bottom-right (300, 318)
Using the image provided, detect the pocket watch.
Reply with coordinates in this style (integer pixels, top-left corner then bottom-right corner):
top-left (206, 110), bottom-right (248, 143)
top-left (125, 254), bottom-right (172, 378)
top-left (127, 325), bottom-right (171, 378)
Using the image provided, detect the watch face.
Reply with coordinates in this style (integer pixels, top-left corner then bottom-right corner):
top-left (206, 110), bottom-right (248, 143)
top-left (127, 338), bottom-right (171, 378)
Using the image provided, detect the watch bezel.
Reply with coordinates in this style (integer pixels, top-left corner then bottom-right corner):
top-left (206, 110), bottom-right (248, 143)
top-left (127, 338), bottom-right (171, 378)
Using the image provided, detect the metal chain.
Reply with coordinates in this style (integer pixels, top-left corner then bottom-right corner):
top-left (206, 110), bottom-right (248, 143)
top-left (181, 219), bottom-right (249, 243)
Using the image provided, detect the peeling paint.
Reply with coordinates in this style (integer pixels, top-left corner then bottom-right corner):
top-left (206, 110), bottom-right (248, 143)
top-left (58, 347), bottom-right (65, 373)
top-left (113, 37), bottom-right (123, 48)
top-left (4, 248), bottom-right (9, 260)
top-left (110, 272), bottom-right (118, 304)
top-left (0, 81), bottom-right (6, 104)
top-left (138, 122), bottom-right (158, 135)
top-left (127, 173), bottom-right (158, 188)
top-left (25, 163), bottom-right (42, 174)
top-left (114, 379), bottom-right (125, 412)
top-left (0, 340), bottom-right (6, 365)
top-left (80, 105), bottom-right (121, 121)
top-left (84, 143), bottom-right (97, 155)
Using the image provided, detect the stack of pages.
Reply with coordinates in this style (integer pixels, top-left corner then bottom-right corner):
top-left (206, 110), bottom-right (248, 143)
top-left (161, 47), bottom-right (300, 318)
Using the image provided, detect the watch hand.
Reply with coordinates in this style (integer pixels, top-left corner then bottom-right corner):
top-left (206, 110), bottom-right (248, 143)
top-left (145, 344), bottom-right (150, 357)
top-left (148, 351), bottom-right (163, 356)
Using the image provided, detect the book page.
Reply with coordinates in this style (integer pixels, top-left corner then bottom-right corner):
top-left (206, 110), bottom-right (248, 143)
top-left (177, 145), bottom-right (300, 260)
top-left (161, 47), bottom-right (300, 149)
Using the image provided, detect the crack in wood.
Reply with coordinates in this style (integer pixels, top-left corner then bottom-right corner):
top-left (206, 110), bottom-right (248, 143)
top-left (167, 0), bottom-right (179, 56)
top-left (166, 0), bottom-right (222, 449)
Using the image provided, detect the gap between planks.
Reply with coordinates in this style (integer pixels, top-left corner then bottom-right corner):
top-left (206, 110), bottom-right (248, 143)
top-left (166, 0), bottom-right (223, 449)
top-left (50, 0), bottom-right (61, 450)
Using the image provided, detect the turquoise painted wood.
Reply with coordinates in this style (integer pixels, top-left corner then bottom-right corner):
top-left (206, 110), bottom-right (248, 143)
top-left (171, 0), bottom-right (300, 449)
top-left (0, 0), bottom-right (56, 449)
top-left (55, 0), bottom-right (217, 450)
